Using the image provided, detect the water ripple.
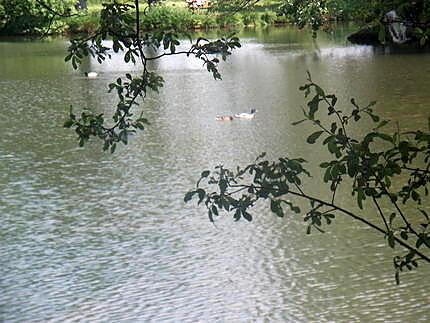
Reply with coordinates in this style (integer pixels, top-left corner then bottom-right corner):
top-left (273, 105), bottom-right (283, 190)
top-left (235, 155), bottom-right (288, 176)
top-left (1, 29), bottom-right (430, 323)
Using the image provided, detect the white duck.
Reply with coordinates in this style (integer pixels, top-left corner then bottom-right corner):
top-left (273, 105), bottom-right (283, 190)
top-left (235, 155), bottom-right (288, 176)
top-left (85, 72), bottom-right (98, 79)
top-left (234, 108), bottom-right (257, 119)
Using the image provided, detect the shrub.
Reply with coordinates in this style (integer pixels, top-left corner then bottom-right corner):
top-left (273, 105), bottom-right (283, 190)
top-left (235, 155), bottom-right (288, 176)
top-left (66, 11), bottom-right (100, 34)
top-left (216, 13), bottom-right (242, 27)
top-left (241, 11), bottom-right (258, 26)
top-left (198, 13), bottom-right (217, 29)
top-left (260, 10), bottom-right (277, 25)
top-left (0, 0), bottom-right (74, 34)
top-left (141, 6), bottom-right (196, 31)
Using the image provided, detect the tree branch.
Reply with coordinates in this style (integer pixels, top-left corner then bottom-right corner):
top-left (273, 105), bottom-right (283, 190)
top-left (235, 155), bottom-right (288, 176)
top-left (227, 183), bottom-right (430, 263)
top-left (34, 0), bottom-right (79, 17)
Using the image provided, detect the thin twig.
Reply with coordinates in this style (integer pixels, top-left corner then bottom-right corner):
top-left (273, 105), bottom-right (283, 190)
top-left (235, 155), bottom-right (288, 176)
top-left (372, 196), bottom-right (390, 232)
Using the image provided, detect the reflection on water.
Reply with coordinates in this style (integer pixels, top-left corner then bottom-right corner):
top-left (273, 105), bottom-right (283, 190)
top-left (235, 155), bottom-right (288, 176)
top-left (1, 26), bottom-right (430, 322)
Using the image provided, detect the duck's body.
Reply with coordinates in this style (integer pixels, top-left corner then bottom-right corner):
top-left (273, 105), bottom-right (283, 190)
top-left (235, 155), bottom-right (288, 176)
top-left (234, 108), bottom-right (257, 119)
top-left (85, 72), bottom-right (98, 79)
top-left (215, 115), bottom-right (234, 121)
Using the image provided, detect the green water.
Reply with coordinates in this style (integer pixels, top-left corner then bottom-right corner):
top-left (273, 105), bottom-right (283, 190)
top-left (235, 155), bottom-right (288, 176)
top-left (1, 26), bottom-right (429, 322)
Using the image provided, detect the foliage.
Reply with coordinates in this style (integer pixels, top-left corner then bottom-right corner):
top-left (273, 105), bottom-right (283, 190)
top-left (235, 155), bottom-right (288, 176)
top-left (0, 0), bottom-right (74, 34)
top-left (241, 11), bottom-right (258, 26)
top-left (215, 12), bottom-right (243, 28)
top-left (260, 10), bottom-right (277, 25)
top-left (199, 13), bottom-right (218, 28)
top-left (147, 0), bottom-right (164, 6)
top-left (63, 0), bottom-right (241, 152)
top-left (354, 0), bottom-right (430, 45)
top-left (185, 73), bottom-right (430, 283)
top-left (65, 10), bottom-right (100, 34)
top-left (1, 0), bottom-right (284, 35)
top-left (32, 0), bottom-right (429, 284)
top-left (277, 0), bottom-right (430, 45)
top-left (279, 0), bottom-right (329, 37)
top-left (210, 0), bottom-right (261, 13)
top-left (141, 6), bottom-right (197, 31)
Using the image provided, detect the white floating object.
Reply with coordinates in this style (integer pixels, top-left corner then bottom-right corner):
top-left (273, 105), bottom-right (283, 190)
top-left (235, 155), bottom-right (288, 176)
top-left (234, 108), bottom-right (257, 119)
top-left (85, 72), bottom-right (98, 79)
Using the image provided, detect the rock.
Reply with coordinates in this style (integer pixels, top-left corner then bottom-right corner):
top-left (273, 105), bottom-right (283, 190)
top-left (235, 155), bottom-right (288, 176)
top-left (347, 26), bottom-right (380, 45)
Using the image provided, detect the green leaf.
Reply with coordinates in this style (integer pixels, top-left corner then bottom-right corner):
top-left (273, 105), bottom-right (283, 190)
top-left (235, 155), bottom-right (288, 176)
top-left (119, 130), bottom-right (128, 145)
top-left (327, 140), bottom-right (341, 157)
top-left (184, 190), bottom-right (196, 202)
top-left (135, 122), bottom-right (145, 130)
top-left (384, 175), bottom-right (391, 188)
top-left (243, 211), bottom-right (253, 221)
top-left (72, 57), bottom-right (78, 69)
top-left (411, 190), bottom-right (420, 201)
top-left (369, 113), bottom-right (380, 122)
top-left (387, 231), bottom-right (395, 248)
top-left (347, 155), bottom-right (358, 177)
top-left (219, 179), bottom-right (227, 194)
top-left (308, 95), bottom-right (320, 119)
top-left (330, 122), bottom-right (337, 133)
top-left (374, 120), bottom-right (390, 130)
top-left (357, 188), bottom-right (365, 209)
top-left (197, 188), bottom-right (205, 204)
top-left (307, 131), bottom-right (324, 144)
top-left (208, 209), bottom-right (214, 222)
top-left (201, 170), bottom-right (210, 178)
top-left (63, 119), bottom-right (74, 128)
top-left (315, 85), bottom-right (325, 96)
top-left (323, 167), bottom-right (332, 182)
top-left (292, 119), bottom-right (306, 126)
top-left (270, 199), bottom-right (284, 217)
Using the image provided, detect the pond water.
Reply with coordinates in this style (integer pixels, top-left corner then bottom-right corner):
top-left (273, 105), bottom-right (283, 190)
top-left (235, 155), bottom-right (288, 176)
top-left (1, 25), bottom-right (429, 322)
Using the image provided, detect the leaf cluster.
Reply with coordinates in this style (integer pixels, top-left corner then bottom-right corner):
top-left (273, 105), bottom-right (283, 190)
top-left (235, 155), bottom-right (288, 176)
top-left (0, 0), bottom-right (75, 34)
top-left (187, 72), bottom-right (430, 284)
top-left (63, 0), bottom-right (241, 151)
top-left (185, 153), bottom-right (307, 223)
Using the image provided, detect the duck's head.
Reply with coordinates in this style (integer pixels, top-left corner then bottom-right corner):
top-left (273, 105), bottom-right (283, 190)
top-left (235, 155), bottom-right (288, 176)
top-left (216, 115), bottom-right (233, 121)
top-left (250, 108), bottom-right (257, 114)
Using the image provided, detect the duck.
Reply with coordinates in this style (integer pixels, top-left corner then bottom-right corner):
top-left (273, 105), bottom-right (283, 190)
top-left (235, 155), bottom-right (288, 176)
top-left (215, 115), bottom-right (234, 121)
top-left (234, 108), bottom-right (257, 119)
top-left (85, 72), bottom-right (98, 79)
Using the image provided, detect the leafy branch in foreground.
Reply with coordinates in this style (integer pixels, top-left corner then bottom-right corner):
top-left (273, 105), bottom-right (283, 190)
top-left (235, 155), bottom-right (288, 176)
top-left (62, 0), bottom-right (241, 152)
top-left (186, 73), bottom-right (430, 284)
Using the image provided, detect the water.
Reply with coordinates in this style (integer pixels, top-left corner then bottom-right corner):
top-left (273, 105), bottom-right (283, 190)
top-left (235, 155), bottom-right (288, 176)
top-left (1, 26), bottom-right (430, 322)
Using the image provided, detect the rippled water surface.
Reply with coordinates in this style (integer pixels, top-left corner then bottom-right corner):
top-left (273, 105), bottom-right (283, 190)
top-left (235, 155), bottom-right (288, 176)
top-left (1, 26), bottom-right (430, 322)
